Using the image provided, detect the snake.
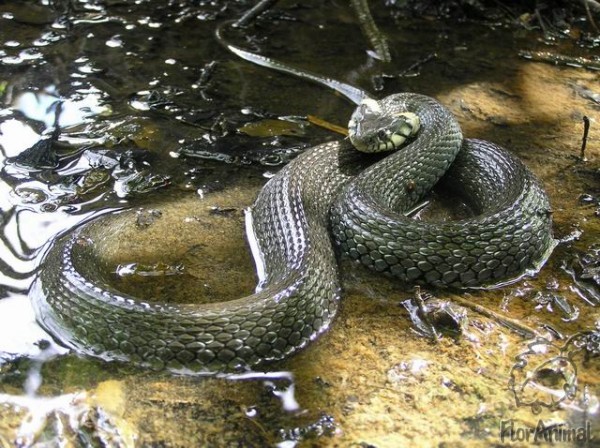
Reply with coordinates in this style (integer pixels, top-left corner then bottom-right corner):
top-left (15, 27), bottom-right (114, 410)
top-left (29, 26), bottom-right (556, 373)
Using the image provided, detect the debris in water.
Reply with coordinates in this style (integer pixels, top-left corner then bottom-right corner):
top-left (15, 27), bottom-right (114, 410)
top-left (115, 262), bottom-right (184, 278)
top-left (372, 53), bottom-right (437, 92)
top-left (350, 0), bottom-right (391, 62)
top-left (509, 337), bottom-right (578, 413)
top-left (519, 50), bottom-right (600, 71)
top-left (401, 287), bottom-right (468, 340)
top-left (306, 115), bottom-right (348, 136)
top-left (233, 0), bottom-right (280, 28)
top-left (135, 208), bottom-right (162, 228)
top-left (562, 243), bottom-right (600, 305)
top-left (238, 118), bottom-right (306, 138)
top-left (580, 116), bottom-right (590, 161)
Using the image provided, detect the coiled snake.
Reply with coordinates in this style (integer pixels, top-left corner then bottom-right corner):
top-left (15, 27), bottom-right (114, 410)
top-left (30, 29), bottom-right (556, 372)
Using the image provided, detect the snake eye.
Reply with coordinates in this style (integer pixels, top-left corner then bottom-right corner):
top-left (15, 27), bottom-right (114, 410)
top-left (377, 129), bottom-right (388, 141)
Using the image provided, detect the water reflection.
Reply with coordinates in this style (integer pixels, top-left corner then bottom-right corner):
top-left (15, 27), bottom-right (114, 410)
top-left (0, 120), bottom-right (40, 159)
top-left (0, 293), bottom-right (67, 362)
top-left (12, 87), bottom-right (109, 129)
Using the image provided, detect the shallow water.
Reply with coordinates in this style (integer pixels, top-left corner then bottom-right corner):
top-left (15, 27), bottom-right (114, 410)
top-left (0, 1), bottom-right (599, 446)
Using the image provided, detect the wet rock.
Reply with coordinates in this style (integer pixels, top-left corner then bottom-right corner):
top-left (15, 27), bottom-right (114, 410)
top-left (509, 338), bottom-right (578, 413)
top-left (571, 329), bottom-right (600, 361)
top-left (209, 206), bottom-right (238, 216)
top-left (112, 168), bottom-right (171, 198)
top-left (278, 413), bottom-right (337, 445)
top-left (386, 359), bottom-right (430, 386)
top-left (0, 392), bottom-right (133, 447)
top-left (135, 209), bottom-right (162, 228)
top-left (8, 129), bottom-right (60, 170)
top-left (179, 134), bottom-right (307, 166)
top-left (401, 288), bottom-right (468, 340)
top-left (532, 291), bottom-right (580, 322)
top-left (562, 243), bottom-right (600, 305)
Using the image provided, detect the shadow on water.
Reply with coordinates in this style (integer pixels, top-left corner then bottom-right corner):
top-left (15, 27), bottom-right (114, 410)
top-left (0, 0), bottom-right (599, 446)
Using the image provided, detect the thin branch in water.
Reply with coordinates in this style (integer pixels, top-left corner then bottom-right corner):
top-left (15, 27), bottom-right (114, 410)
top-left (489, 0), bottom-right (517, 20)
top-left (449, 294), bottom-right (539, 339)
top-left (584, 0), bottom-right (600, 12)
top-left (372, 53), bottom-right (437, 92)
top-left (396, 53), bottom-right (437, 77)
top-left (350, 0), bottom-right (391, 63)
top-left (581, 116), bottom-right (591, 161)
top-left (519, 50), bottom-right (600, 71)
top-left (582, 0), bottom-right (600, 32)
top-left (534, 8), bottom-right (549, 35)
top-left (307, 115), bottom-right (348, 136)
top-left (234, 0), bottom-right (280, 28)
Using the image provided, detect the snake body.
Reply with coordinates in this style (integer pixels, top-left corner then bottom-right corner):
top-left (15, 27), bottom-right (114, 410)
top-left (30, 38), bottom-right (555, 372)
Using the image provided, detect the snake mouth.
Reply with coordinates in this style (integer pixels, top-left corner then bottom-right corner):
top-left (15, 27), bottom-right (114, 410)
top-left (348, 99), bottom-right (421, 153)
top-left (375, 112), bottom-right (421, 151)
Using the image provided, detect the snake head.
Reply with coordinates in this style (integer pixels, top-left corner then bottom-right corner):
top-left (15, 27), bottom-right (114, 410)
top-left (348, 98), bottom-right (421, 153)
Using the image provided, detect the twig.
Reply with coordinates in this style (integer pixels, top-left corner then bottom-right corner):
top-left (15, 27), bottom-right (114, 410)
top-left (350, 0), bottom-right (391, 62)
top-left (414, 286), bottom-right (441, 341)
top-left (519, 50), bottom-right (600, 71)
top-left (372, 53), bottom-right (437, 91)
top-left (584, 0), bottom-right (600, 12)
top-left (534, 8), bottom-right (549, 35)
top-left (233, 0), bottom-right (280, 28)
top-left (489, 0), bottom-right (519, 21)
top-left (307, 115), bottom-right (348, 136)
top-left (449, 294), bottom-right (539, 339)
top-left (581, 116), bottom-right (590, 161)
top-left (582, 0), bottom-right (600, 32)
top-left (396, 53), bottom-right (437, 77)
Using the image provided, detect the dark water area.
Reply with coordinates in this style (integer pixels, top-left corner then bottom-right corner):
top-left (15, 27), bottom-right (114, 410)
top-left (0, 1), bottom-right (599, 446)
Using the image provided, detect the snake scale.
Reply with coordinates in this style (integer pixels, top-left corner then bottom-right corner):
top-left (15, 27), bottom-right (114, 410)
top-left (30, 27), bottom-right (556, 373)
